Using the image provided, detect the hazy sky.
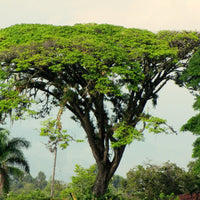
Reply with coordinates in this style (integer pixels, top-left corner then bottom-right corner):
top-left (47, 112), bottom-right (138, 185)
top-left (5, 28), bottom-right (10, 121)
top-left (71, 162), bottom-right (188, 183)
top-left (1, 0), bottom-right (200, 31)
top-left (1, 0), bottom-right (200, 181)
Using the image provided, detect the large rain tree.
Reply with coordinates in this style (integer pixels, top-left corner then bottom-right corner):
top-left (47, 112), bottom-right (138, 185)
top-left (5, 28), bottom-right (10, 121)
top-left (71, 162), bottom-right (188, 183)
top-left (0, 24), bottom-right (199, 196)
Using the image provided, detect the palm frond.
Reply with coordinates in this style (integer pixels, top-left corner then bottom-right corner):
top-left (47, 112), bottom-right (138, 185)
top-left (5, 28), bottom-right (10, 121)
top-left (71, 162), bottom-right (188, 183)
top-left (6, 157), bottom-right (30, 173)
top-left (7, 137), bottom-right (30, 149)
top-left (7, 166), bottom-right (25, 178)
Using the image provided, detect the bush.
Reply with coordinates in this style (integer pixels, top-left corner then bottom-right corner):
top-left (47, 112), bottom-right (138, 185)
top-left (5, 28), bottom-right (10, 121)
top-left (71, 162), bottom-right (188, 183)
top-left (6, 190), bottom-right (49, 200)
top-left (159, 193), bottom-right (179, 200)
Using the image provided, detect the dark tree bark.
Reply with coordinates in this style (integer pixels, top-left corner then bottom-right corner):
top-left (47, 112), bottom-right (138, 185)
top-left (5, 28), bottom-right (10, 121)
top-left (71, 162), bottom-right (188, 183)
top-left (92, 146), bottom-right (125, 196)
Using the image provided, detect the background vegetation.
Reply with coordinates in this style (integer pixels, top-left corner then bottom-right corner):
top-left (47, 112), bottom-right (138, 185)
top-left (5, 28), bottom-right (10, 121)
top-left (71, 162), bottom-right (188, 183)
top-left (0, 160), bottom-right (198, 200)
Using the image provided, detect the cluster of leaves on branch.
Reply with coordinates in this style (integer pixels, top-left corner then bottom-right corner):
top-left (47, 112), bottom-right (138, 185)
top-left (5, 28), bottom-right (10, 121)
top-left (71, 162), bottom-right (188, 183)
top-left (40, 118), bottom-right (81, 151)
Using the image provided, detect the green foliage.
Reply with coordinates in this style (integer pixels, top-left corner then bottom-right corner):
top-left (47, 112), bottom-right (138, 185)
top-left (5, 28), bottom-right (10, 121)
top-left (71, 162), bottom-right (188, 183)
top-left (0, 23), bottom-right (197, 134)
top-left (0, 81), bottom-right (36, 122)
top-left (111, 115), bottom-right (175, 148)
top-left (6, 189), bottom-right (51, 200)
top-left (180, 94), bottom-right (200, 136)
top-left (181, 113), bottom-right (200, 135)
top-left (10, 174), bottom-right (35, 192)
top-left (8, 171), bottom-right (67, 199)
top-left (40, 118), bottom-right (72, 150)
top-left (7, 162), bottom-right (200, 200)
top-left (126, 162), bottom-right (188, 200)
top-left (186, 161), bottom-right (200, 194)
top-left (112, 121), bottom-right (143, 148)
top-left (60, 164), bottom-right (123, 200)
top-left (110, 175), bottom-right (128, 199)
top-left (0, 24), bottom-right (197, 109)
top-left (188, 160), bottom-right (200, 176)
top-left (44, 179), bottom-right (67, 198)
top-left (111, 175), bottom-right (127, 190)
top-left (159, 193), bottom-right (179, 200)
top-left (180, 48), bottom-right (200, 175)
top-left (61, 164), bottom-right (97, 199)
top-left (179, 49), bottom-right (200, 90)
top-left (0, 128), bottom-right (30, 194)
top-left (141, 114), bottom-right (176, 134)
top-left (35, 171), bottom-right (48, 190)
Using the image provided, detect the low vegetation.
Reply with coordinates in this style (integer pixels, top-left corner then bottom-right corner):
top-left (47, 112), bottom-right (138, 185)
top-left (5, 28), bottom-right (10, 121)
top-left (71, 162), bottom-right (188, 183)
top-left (0, 161), bottom-right (198, 200)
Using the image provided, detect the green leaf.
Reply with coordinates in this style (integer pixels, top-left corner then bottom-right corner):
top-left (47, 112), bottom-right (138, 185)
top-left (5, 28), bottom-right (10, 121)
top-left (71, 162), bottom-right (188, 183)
top-left (111, 121), bottom-right (143, 148)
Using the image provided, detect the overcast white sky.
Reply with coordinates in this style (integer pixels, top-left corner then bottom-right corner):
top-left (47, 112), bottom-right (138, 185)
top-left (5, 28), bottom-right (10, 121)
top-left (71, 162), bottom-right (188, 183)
top-left (1, 0), bottom-right (200, 181)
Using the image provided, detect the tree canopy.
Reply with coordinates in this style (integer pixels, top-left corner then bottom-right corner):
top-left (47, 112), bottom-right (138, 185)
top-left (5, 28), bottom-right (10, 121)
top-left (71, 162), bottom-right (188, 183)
top-left (0, 23), bottom-right (200, 196)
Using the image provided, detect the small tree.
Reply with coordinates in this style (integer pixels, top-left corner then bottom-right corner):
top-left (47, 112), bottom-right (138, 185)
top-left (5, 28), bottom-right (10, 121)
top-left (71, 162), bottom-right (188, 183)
top-left (40, 109), bottom-right (71, 198)
top-left (40, 101), bottom-right (82, 198)
top-left (35, 171), bottom-right (47, 190)
top-left (61, 164), bottom-right (97, 199)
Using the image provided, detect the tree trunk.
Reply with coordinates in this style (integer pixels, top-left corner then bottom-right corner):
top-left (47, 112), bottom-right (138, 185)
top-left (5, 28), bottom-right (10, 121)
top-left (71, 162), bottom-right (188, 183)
top-left (92, 165), bottom-right (111, 196)
top-left (51, 146), bottom-right (57, 199)
top-left (0, 174), bottom-right (2, 194)
top-left (81, 107), bottom-right (126, 197)
top-left (92, 146), bottom-right (126, 197)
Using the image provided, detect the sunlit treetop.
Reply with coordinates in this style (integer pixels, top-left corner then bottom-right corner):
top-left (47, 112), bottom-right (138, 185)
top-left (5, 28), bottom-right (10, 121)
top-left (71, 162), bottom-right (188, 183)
top-left (0, 23), bottom-right (198, 97)
top-left (0, 23), bottom-right (199, 139)
top-left (0, 23), bottom-right (199, 132)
